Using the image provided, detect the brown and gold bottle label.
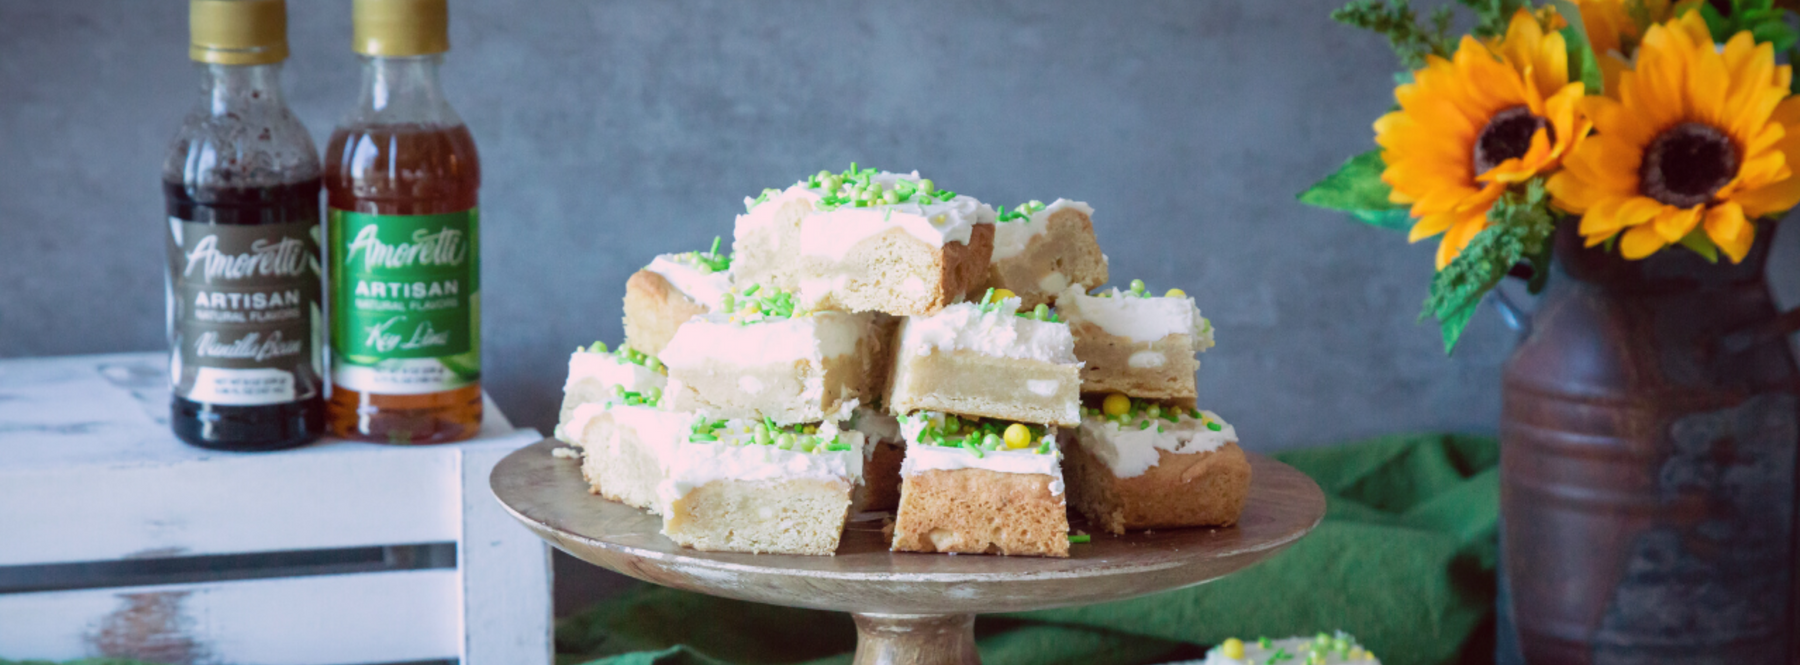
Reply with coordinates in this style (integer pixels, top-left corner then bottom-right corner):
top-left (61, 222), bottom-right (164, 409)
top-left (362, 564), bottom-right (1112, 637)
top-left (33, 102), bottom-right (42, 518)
top-left (166, 219), bottom-right (322, 404)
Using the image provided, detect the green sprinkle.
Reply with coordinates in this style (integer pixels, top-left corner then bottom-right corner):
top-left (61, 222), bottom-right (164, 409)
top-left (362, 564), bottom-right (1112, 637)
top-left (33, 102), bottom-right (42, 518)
top-left (1208, 422), bottom-right (1223, 432)
top-left (1259, 638), bottom-right (1272, 649)
top-left (1190, 408), bottom-right (1203, 419)
top-left (720, 293), bottom-right (735, 312)
top-left (742, 283), bottom-right (760, 297)
top-left (882, 189), bottom-right (899, 204)
top-left (1161, 411), bottom-right (1180, 424)
top-left (983, 432), bottom-right (1002, 449)
top-left (1130, 279), bottom-right (1146, 294)
top-left (1068, 534), bottom-right (1091, 544)
top-left (689, 433), bottom-right (717, 442)
top-left (588, 340), bottom-right (608, 353)
top-left (1139, 420), bottom-right (1152, 430)
top-left (754, 429), bottom-right (771, 445)
top-left (610, 384), bottom-right (625, 396)
top-left (645, 357), bottom-right (661, 372)
top-left (1157, 425), bottom-right (1164, 433)
top-left (919, 178), bottom-right (935, 194)
top-left (777, 433), bottom-right (796, 449)
top-left (1033, 303), bottom-right (1049, 320)
top-left (1315, 633), bottom-right (1330, 645)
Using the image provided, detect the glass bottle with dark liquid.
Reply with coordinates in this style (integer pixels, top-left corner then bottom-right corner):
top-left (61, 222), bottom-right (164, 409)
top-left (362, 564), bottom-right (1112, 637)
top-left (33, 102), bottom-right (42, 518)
top-left (164, 0), bottom-right (323, 451)
top-left (326, 0), bottom-right (482, 444)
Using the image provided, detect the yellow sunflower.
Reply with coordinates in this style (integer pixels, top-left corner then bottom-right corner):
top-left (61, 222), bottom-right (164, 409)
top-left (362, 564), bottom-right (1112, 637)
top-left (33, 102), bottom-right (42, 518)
top-left (1376, 10), bottom-right (1591, 269)
top-left (1547, 13), bottom-right (1800, 262)
top-left (1573, 0), bottom-right (1673, 94)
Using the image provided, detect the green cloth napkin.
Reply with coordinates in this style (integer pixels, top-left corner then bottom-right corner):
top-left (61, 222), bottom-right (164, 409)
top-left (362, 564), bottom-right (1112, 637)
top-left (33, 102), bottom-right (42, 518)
top-left (556, 433), bottom-right (1500, 665)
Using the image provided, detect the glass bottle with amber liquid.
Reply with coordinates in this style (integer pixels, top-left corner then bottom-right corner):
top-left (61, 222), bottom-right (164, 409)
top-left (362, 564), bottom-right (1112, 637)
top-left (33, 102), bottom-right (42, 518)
top-left (326, 0), bottom-right (482, 444)
top-left (165, 0), bottom-right (323, 451)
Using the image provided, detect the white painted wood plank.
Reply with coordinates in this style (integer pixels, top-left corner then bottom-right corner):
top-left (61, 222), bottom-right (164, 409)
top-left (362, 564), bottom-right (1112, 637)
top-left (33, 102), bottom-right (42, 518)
top-left (461, 441), bottom-right (554, 664)
top-left (0, 570), bottom-right (461, 665)
top-left (0, 351), bottom-right (518, 471)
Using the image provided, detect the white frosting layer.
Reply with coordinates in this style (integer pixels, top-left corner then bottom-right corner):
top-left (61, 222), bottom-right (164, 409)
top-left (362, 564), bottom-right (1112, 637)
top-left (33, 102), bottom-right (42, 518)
top-left (898, 299), bottom-right (1079, 364)
top-left (659, 311), bottom-right (867, 367)
top-left (1077, 410), bottom-right (1237, 478)
top-left (991, 199), bottom-right (1093, 261)
top-left (897, 415), bottom-right (1064, 495)
top-left (564, 402), bottom-right (695, 461)
top-left (563, 349), bottom-right (666, 394)
top-left (658, 423), bottom-right (865, 502)
top-left (739, 172), bottom-right (996, 260)
top-left (1204, 634), bottom-right (1378, 665)
top-left (1059, 285), bottom-right (1212, 346)
top-left (850, 405), bottom-right (901, 443)
top-left (645, 254), bottom-right (733, 310)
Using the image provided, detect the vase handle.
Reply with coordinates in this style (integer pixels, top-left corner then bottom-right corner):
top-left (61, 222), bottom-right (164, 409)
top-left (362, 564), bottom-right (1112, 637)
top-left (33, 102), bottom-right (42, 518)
top-left (1489, 288), bottom-right (1532, 337)
top-left (1718, 307), bottom-right (1800, 356)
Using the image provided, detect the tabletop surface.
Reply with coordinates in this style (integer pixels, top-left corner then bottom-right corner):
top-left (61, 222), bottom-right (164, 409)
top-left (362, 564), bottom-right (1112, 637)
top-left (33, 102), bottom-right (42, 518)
top-left (0, 352), bottom-right (520, 470)
top-left (492, 438), bottom-right (1327, 614)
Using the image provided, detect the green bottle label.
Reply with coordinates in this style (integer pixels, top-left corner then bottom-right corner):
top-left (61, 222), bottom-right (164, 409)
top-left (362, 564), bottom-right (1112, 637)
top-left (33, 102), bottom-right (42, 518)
top-left (329, 208), bottom-right (480, 394)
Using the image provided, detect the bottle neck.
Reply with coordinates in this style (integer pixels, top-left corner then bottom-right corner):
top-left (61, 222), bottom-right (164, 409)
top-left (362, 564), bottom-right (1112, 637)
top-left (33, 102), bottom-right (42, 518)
top-left (198, 63), bottom-right (287, 115)
top-left (350, 55), bottom-right (462, 127)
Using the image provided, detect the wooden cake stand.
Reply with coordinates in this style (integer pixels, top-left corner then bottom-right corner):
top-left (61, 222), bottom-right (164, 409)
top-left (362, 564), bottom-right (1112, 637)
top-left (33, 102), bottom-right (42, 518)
top-left (490, 439), bottom-right (1326, 664)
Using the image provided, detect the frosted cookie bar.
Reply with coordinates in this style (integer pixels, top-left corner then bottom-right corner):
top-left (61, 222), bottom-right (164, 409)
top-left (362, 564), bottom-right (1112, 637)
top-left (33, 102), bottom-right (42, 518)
top-left (974, 199), bottom-right (1108, 309)
top-left (733, 165), bottom-right (996, 316)
top-left (659, 418), bottom-right (865, 555)
top-left (848, 405), bottom-right (904, 512)
top-left (555, 341), bottom-right (667, 443)
top-left (885, 291), bottom-right (1082, 427)
top-left (1064, 395), bottom-right (1249, 534)
top-left (622, 239), bottom-right (734, 357)
top-left (1202, 632), bottom-right (1379, 664)
top-left (1058, 280), bottom-right (1213, 407)
top-left (888, 412), bottom-right (1069, 557)
top-left (660, 286), bottom-right (889, 423)
top-left (562, 391), bottom-right (693, 514)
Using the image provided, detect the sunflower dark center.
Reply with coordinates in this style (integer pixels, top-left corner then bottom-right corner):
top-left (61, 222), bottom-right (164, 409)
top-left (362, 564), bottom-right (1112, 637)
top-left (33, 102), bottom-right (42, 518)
top-left (1640, 122), bottom-right (1739, 209)
top-left (1474, 106), bottom-right (1554, 176)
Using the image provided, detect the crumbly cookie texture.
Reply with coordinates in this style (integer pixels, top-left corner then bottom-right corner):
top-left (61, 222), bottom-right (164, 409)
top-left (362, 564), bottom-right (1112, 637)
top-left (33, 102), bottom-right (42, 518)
top-left (564, 401), bottom-right (693, 515)
top-left (622, 244), bottom-right (732, 357)
top-left (976, 199), bottom-right (1108, 309)
top-left (1064, 401), bottom-right (1247, 534)
top-left (1058, 282), bottom-right (1211, 406)
top-left (658, 419), bottom-right (864, 555)
top-left (660, 302), bottom-right (887, 424)
top-left (848, 406), bottom-right (905, 512)
top-left (885, 296), bottom-right (1082, 426)
top-left (733, 166), bottom-right (997, 316)
top-left (555, 342), bottom-right (667, 442)
top-left (888, 412), bottom-right (1069, 557)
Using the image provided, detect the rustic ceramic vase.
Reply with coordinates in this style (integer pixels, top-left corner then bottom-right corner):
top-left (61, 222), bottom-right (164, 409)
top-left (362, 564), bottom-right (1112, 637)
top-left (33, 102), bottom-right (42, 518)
top-left (1500, 222), bottom-right (1800, 662)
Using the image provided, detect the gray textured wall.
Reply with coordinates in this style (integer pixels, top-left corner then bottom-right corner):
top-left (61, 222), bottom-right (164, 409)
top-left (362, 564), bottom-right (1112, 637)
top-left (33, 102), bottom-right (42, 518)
top-left (8, 0), bottom-right (1797, 450)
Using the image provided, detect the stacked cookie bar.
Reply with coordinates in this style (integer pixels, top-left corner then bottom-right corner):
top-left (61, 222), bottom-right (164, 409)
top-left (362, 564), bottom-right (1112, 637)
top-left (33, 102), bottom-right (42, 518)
top-left (555, 164), bottom-right (1249, 556)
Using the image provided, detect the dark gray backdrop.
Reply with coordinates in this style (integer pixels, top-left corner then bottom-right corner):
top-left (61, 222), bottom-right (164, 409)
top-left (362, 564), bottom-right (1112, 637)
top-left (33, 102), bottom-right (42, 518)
top-left (6, 0), bottom-right (1798, 451)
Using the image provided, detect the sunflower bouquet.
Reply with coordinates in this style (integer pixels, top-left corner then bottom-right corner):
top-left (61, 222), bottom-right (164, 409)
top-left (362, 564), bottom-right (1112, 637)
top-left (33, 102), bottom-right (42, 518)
top-left (1302, 0), bottom-right (1800, 351)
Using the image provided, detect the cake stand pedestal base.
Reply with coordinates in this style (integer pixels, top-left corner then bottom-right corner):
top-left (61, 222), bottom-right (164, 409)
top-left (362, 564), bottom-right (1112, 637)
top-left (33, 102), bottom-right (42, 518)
top-left (852, 613), bottom-right (978, 665)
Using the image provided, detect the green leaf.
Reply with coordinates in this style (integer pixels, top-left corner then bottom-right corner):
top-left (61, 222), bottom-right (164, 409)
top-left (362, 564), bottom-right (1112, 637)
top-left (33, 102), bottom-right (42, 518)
top-left (1421, 178), bottom-right (1559, 354)
top-left (1676, 228), bottom-right (1721, 263)
top-left (1332, 0), bottom-right (1456, 70)
top-left (1299, 150), bottom-right (1413, 230)
top-left (1351, 208), bottom-right (1417, 230)
top-left (1551, 0), bottom-right (1606, 95)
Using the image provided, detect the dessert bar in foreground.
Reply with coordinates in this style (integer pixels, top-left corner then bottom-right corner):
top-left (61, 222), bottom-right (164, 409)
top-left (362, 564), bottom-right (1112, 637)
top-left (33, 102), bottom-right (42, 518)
top-left (622, 242), bottom-right (733, 357)
top-left (1058, 282), bottom-right (1212, 406)
top-left (885, 293), bottom-right (1083, 426)
top-left (977, 199), bottom-right (1108, 309)
top-left (563, 396), bottom-right (693, 514)
top-left (659, 418), bottom-right (865, 555)
top-left (1064, 396), bottom-right (1249, 534)
top-left (889, 412), bottom-right (1070, 557)
top-left (659, 289), bottom-right (888, 423)
top-left (733, 166), bottom-right (996, 316)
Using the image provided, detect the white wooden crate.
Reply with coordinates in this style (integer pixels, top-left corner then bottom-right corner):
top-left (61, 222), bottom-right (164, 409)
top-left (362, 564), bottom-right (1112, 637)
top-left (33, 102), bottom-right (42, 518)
top-left (0, 352), bottom-right (551, 665)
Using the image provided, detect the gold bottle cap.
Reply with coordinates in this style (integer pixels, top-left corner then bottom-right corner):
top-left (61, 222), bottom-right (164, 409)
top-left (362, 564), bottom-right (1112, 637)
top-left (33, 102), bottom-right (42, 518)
top-left (353, 0), bottom-right (449, 57)
top-left (190, 0), bottom-right (289, 65)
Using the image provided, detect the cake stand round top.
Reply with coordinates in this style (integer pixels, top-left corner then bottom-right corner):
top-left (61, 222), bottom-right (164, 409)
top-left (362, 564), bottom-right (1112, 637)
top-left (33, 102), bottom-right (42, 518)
top-left (492, 438), bottom-right (1326, 615)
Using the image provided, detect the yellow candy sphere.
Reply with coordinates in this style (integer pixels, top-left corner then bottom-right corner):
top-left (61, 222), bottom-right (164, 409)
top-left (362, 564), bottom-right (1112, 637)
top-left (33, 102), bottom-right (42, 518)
top-left (992, 288), bottom-right (1017, 301)
top-left (1220, 638), bottom-right (1245, 659)
top-left (1003, 423), bottom-right (1032, 449)
top-left (1165, 288), bottom-right (1187, 298)
top-left (1102, 393), bottom-right (1131, 416)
